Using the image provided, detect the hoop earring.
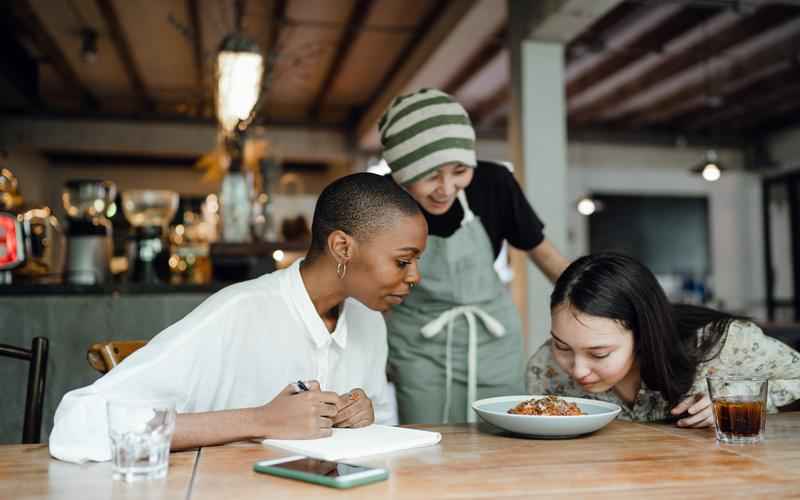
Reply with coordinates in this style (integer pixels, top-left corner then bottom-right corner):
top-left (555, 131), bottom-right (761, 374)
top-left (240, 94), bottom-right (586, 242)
top-left (336, 262), bottom-right (347, 279)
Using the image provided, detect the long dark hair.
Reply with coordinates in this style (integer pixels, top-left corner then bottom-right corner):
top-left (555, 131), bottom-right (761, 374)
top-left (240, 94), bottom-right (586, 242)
top-left (551, 253), bottom-right (743, 406)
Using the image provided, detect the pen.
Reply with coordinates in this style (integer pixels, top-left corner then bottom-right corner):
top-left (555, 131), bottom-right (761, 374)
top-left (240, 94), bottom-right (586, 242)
top-left (296, 380), bottom-right (310, 392)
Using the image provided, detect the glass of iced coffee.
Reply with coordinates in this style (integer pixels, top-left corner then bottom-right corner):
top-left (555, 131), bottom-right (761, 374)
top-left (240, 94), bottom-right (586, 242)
top-left (706, 375), bottom-right (768, 444)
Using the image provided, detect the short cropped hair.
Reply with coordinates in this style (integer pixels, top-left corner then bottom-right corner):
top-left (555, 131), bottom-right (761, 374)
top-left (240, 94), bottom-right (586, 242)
top-left (306, 172), bottom-right (421, 259)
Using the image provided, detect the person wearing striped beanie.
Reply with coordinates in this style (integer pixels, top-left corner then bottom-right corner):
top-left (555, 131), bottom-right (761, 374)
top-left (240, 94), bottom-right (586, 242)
top-left (379, 88), bottom-right (477, 187)
top-left (379, 88), bottom-right (570, 425)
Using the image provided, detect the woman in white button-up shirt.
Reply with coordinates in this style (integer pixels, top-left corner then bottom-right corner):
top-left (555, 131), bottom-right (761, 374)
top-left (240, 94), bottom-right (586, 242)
top-left (50, 173), bottom-right (428, 463)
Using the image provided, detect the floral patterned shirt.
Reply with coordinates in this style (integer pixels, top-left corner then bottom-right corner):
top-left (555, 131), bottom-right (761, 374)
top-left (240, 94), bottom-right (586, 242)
top-left (525, 321), bottom-right (800, 421)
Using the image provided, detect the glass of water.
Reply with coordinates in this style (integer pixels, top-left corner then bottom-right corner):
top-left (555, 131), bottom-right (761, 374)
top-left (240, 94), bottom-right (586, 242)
top-left (107, 399), bottom-right (177, 481)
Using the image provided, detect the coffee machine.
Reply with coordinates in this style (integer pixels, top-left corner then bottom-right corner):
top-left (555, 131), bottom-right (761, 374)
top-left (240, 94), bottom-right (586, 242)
top-left (121, 190), bottom-right (178, 283)
top-left (62, 180), bottom-right (116, 285)
top-left (16, 207), bottom-right (65, 284)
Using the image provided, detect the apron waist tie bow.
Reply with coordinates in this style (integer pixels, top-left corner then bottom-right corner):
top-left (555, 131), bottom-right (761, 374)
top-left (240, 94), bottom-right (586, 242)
top-left (421, 305), bottom-right (506, 423)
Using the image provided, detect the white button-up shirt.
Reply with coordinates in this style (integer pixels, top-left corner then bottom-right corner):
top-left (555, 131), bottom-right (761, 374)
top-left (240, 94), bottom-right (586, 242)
top-left (49, 260), bottom-right (394, 463)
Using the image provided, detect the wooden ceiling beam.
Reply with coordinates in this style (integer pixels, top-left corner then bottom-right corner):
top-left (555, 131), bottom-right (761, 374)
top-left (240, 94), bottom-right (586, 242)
top-left (567, 5), bottom-right (720, 99)
top-left (354, 0), bottom-right (475, 145)
top-left (187, 0), bottom-right (205, 116)
top-left (266, 0), bottom-right (286, 57)
top-left (308, 0), bottom-right (375, 119)
top-left (96, 0), bottom-right (154, 112)
top-left (627, 29), bottom-right (800, 126)
top-left (476, 100), bottom-right (509, 132)
top-left (687, 76), bottom-right (800, 133)
top-left (570, 3), bottom-right (800, 125)
top-left (0, 18), bottom-right (40, 107)
top-left (565, 1), bottom-right (641, 65)
top-left (442, 24), bottom-right (505, 96)
top-left (568, 123), bottom-right (743, 149)
top-left (11, 0), bottom-right (99, 109)
top-left (749, 96), bottom-right (800, 135)
top-left (241, 0), bottom-right (284, 73)
top-left (256, 0), bottom-right (286, 120)
top-left (470, 85), bottom-right (509, 128)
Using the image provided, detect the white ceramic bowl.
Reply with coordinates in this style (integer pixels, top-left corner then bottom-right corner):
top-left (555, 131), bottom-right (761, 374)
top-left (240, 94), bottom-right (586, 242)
top-left (472, 395), bottom-right (621, 438)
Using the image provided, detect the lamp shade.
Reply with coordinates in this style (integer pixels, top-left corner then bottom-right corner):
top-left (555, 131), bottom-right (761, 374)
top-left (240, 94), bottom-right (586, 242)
top-left (216, 34), bottom-right (263, 135)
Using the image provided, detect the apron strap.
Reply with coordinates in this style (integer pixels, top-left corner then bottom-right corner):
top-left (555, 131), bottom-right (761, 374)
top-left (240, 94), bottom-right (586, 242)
top-left (421, 305), bottom-right (506, 423)
top-left (456, 191), bottom-right (475, 226)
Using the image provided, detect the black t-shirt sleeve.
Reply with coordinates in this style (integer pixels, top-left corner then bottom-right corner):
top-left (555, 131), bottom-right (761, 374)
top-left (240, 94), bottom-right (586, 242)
top-left (422, 161), bottom-right (546, 258)
top-left (474, 161), bottom-right (545, 254)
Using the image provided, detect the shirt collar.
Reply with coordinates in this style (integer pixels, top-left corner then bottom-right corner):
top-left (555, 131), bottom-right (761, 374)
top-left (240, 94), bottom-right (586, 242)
top-left (284, 260), bottom-right (348, 349)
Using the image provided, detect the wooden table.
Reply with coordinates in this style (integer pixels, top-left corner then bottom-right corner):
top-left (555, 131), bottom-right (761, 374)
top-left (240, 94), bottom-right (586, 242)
top-left (3, 414), bottom-right (799, 499)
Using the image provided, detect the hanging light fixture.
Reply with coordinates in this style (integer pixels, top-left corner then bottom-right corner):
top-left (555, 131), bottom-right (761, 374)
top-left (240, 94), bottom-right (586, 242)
top-left (215, 34), bottom-right (264, 136)
top-left (689, 24), bottom-right (727, 184)
top-left (691, 149), bottom-right (724, 182)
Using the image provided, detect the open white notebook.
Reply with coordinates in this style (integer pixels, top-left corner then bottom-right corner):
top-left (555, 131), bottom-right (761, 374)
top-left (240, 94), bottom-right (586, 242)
top-left (263, 425), bottom-right (442, 461)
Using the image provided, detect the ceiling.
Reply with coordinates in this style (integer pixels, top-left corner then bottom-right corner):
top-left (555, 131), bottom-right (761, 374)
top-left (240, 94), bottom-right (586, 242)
top-left (1, 0), bottom-right (799, 150)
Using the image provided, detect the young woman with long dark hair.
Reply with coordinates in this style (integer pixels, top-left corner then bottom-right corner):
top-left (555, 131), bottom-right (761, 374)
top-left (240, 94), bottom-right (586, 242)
top-left (527, 253), bottom-right (800, 427)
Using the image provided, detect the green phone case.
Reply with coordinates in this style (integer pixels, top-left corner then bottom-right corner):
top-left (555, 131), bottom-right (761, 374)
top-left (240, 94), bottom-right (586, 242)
top-left (253, 461), bottom-right (389, 489)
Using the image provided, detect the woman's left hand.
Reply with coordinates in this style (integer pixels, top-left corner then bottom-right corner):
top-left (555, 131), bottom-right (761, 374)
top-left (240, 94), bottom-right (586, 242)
top-left (670, 393), bottom-right (714, 428)
top-left (333, 388), bottom-right (374, 428)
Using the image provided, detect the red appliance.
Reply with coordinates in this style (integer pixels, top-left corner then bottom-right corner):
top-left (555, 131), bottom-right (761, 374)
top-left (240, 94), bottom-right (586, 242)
top-left (0, 212), bottom-right (26, 279)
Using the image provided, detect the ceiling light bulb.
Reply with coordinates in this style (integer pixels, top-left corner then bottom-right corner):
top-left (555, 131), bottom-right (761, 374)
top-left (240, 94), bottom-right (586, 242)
top-left (702, 163), bottom-right (721, 182)
top-left (577, 197), bottom-right (596, 216)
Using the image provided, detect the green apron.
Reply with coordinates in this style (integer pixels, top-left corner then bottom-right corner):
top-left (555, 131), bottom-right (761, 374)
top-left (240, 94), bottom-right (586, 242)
top-left (386, 191), bottom-right (525, 424)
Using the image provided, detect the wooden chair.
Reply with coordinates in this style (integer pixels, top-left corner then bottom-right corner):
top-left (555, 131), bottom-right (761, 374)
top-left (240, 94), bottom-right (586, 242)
top-left (0, 337), bottom-right (49, 443)
top-left (87, 340), bottom-right (146, 374)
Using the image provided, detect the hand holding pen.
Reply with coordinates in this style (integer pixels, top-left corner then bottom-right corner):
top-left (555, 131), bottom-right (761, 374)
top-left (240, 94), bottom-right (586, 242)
top-left (256, 380), bottom-right (339, 439)
top-left (294, 380), bottom-right (373, 428)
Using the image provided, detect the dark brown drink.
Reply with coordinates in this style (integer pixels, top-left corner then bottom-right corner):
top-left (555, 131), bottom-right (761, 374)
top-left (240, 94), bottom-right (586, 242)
top-left (713, 397), bottom-right (765, 438)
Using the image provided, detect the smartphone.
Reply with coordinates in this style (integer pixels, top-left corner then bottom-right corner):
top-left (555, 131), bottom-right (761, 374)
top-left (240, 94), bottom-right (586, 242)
top-left (253, 456), bottom-right (389, 489)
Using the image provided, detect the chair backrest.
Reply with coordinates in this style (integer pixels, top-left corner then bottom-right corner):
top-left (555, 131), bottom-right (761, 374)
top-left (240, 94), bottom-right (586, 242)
top-left (87, 340), bottom-right (146, 374)
top-left (0, 337), bottom-right (49, 444)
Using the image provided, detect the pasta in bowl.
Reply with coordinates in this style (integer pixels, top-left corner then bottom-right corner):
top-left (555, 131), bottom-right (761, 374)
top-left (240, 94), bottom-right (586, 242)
top-left (508, 395), bottom-right (585, 416)
top-left (472, 395), bottom-right (621, 438)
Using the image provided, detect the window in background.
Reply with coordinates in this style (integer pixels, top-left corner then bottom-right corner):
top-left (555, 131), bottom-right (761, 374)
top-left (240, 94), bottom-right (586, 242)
top-left (588, 194), bottom-right (710, 304)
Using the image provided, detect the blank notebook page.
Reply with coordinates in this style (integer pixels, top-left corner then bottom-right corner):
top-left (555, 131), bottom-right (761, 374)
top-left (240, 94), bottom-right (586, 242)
top-left (263, 425), bottom-right (442, 461)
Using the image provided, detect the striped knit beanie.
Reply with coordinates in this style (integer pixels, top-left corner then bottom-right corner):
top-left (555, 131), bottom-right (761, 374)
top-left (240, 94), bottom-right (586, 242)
top-left (378, 88), bottom-right (476, 185)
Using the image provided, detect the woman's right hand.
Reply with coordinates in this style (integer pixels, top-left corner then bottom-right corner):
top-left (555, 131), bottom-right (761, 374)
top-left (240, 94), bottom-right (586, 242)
top-left (256, 381), bottom-right (340, 439)
top-left (670, 393), bottom-right (714, 428)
